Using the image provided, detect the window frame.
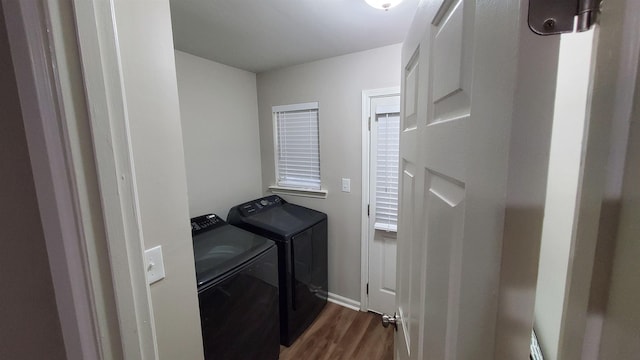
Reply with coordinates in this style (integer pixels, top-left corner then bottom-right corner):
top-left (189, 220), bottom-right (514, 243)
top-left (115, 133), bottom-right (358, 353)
top-left (372, 108), bottom-right (400, 232)
top-left (270, 102), bottom-right (327, 198)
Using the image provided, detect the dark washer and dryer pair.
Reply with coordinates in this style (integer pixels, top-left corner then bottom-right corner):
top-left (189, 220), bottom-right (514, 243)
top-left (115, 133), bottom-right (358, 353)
top-left (190, 195), bottom-right (328, 359)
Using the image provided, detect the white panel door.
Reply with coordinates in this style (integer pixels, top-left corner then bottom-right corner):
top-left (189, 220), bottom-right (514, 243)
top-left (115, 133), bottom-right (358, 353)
top-left (395, 0), bottom-right (555, 359)
top-left (368, 95), bottom-right (401, 315)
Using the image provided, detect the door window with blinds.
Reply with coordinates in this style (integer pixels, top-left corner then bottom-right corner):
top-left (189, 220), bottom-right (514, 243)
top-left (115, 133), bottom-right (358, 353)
top-left (373, 104), bottom-right (400, 232)
top-left (273, 102), bottom-right (321, 190)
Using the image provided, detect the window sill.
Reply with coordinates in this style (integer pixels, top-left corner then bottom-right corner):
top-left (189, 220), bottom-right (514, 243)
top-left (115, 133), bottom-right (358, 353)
top-left (374, 223), bottom-right (397, 233)
top-left (268, 185), bottom-right (328, 199)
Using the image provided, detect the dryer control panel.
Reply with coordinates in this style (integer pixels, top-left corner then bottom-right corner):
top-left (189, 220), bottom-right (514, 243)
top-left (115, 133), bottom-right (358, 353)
top-left (190, 213), bottom-right (224, 236)
top-left (238, 195), bottom-right (286, 217)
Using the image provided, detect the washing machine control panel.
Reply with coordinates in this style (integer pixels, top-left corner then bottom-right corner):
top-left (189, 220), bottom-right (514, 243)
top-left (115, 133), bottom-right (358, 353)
top-left (239, 195), bottom-right (285, 216)
top-left (190, 213), bottom-right (224, 235)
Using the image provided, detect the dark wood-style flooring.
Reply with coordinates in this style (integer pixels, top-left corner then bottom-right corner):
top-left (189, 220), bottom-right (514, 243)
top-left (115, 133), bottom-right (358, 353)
top-left (279, 302), bottom-right (394, 360)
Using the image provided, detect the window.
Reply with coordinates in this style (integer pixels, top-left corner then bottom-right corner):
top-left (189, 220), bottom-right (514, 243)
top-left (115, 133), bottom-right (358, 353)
top-left (273, 102), bottom-right (321, 191)
top-left (374, 105), bottom-right (400, 232)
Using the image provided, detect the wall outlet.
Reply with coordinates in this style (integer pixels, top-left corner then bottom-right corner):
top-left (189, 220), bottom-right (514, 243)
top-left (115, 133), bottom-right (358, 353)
top-left (341, 178), bottom-right (351, 193)
top-left (145, 245), bottom-right (165, 285)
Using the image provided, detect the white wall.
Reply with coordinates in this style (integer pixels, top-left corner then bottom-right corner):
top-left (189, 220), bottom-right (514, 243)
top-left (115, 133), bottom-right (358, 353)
top-left (111, 1), bottom-right (204, 359)
top-left (175, 50), bottom-right (262, 218)
top-left (256, 43), bottom-right (401, 302)
top-left (533, 31), bottom-right (595, 360)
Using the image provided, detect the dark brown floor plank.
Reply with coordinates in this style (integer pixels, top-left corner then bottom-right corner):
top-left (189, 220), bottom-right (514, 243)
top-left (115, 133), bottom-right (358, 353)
top-left (280, 302), bottom-right (394, 360)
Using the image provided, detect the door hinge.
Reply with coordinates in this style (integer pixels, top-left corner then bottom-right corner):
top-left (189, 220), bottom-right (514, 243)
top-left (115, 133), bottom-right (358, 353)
top-left (368, 116), bottom-right (371, 131)
top-left (528, 0), bottom-right (602, 35)
top-left (366, 283), bottom-right (369, 295)
top-left (367, 204), bottom-right (370, 217)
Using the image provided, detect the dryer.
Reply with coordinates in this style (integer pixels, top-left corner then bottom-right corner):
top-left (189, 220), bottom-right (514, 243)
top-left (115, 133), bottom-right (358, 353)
top-left (227, 195), bottom-right (328, 346)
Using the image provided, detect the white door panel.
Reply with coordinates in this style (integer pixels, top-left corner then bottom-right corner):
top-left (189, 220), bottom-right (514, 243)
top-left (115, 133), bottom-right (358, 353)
top-left (397, 162), bottom-right (417, 358)
top-left (431, 0), bottom-right (465, 104)
top-left (377, 231), bottom-right (397, 292)
top-left (369, 230), bottom-right (397, 315)
top-left (395, 0), bottom-right (558, 358)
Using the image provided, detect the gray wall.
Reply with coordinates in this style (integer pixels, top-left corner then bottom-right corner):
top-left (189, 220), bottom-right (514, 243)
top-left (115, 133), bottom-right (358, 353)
top-left (0, 4), bottom-right (66, 358)
top-left (256, 44), bottom-right (401, 302)
top-left (598, 51), bottom-right (640, 359)
top-left (111, 1), bottom-right (203, 358)
top-left (175, 50), bottom-right (263, 217)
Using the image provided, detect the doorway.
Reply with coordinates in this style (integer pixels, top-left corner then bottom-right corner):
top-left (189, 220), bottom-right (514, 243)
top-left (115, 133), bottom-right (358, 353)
top-left (361, 88), bottom-right (401, 315)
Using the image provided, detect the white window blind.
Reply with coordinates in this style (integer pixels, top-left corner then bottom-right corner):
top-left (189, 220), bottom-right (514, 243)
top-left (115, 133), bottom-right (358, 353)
top-left (375, 108), bottom-right (400, 232)
top-left (273, 102), bottom-right (321, 190)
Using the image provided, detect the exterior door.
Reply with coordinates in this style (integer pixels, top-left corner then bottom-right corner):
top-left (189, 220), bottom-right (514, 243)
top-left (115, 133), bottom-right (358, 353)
top-left (395, 0), bottom-right (559, 359)
top-left (368, 94), bottom-right (401, 315)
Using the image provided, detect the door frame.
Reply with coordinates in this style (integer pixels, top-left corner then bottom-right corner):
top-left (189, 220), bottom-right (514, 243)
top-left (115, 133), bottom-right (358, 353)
top-left (360, 86), bottom-right (400, 312)
top-left (2, 1), bottom-right (102, 358)
top-left (71, 0), bottom-right (160, 357)
top-left (3, 0), bottom-right (159, 358)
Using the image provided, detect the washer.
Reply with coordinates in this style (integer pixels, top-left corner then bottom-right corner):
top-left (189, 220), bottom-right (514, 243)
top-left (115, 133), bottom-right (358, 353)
top-left (227, 195), bottom-right (328, 346)
top-left (190, 214), bottom-right (280, 360)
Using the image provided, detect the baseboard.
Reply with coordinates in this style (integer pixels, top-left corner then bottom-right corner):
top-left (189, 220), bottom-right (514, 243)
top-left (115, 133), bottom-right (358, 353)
top-left (327, 292), bottom-right (361, 311)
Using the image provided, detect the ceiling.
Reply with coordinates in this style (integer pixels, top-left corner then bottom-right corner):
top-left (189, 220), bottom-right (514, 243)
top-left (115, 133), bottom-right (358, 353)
top-left (169, 0), bottom-right (419, 73)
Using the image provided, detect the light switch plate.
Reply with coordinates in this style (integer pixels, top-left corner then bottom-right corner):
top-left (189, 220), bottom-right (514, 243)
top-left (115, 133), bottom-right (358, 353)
top-left (341, 178), bottom-right (351, 192)
top-left (145, 245), bottom-right (165, 285)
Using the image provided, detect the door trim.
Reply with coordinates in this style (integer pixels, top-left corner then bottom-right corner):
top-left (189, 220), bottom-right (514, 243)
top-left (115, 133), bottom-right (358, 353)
top-left (5, 0), bottom-right (160, 358)
top-left (2, 1), bottom-right (103, 358)
top-left (71, 0), bottom-right (160, 358)
top-left (360, 87), bottom-right (400, 312)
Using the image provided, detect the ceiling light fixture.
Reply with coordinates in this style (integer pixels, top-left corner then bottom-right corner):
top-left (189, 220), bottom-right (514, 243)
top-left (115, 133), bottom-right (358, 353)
top-left (365, 0), bottom-right (403, 11)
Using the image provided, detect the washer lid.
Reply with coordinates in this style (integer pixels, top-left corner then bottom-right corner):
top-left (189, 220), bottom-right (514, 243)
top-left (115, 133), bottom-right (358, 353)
top-left (241, 203), bottom-right (326, 240)
top-left (192, 223), bottom-right (274, 287)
